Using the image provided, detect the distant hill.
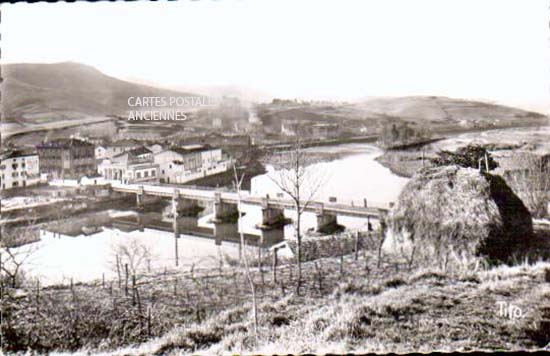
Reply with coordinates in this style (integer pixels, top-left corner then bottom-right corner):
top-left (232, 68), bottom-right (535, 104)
top-left (1, 62), bottom-right (199, 123)
top-left (357, 96), bottom-right (547, 125)
top-left (255, 96), bottom-right (548, 136)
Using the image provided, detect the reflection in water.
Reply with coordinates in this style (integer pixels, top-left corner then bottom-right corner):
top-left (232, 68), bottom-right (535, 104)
top-left (15, 143), bottom-right (408, 285)
top-left (24, 228), bottom-right (251, 285)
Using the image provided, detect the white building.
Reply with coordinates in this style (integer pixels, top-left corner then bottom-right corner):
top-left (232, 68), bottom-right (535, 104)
top-left (95, 146), bottom-right (107, 160)
top-left (154, 146), bottom-right (232, 184)
top-left (95, 140), bottom-right (142, 160)
top-left (98, 147), bottom-right (159, 184)
top-left (147, 144), bottom-right (164, 154)
top-left (0, 150), bottom-right (41, 190)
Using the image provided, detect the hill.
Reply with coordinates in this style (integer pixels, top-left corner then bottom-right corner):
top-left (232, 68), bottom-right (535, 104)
top-left (1, 62), bottom-right (198, 123)
top-left (256, 96), bottom-right (547, 137)
top-left (357, 96), bottom-right (547, 127)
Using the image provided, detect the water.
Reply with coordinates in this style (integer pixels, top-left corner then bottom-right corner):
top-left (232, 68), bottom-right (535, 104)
top-left (16, 228), bottom-right (244, 284)
top-left (6, 143), bottom-right (409, 285)
top-left (244, 143), bottom-right (409, 236)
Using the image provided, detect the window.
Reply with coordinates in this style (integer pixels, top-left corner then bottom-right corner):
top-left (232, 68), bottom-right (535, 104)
top-left (136, 172), bottom-right (141, 178)
top-left (144, 171), bottom-right (149, 178)
top-left (12, 182), bottom-right (18, 187)
top-left (152, 170), bottom-right (156, 177)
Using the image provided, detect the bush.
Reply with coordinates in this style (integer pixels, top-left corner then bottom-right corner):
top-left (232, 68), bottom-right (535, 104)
top-left (431, 145), bottom-right (498, 171)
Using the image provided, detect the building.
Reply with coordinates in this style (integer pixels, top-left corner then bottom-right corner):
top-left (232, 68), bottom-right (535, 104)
top-left (98, 146), bottom-right (159, 184)
top-left (96, 139), bottom-right (142, 160)
top-left (281, 119), bottom-right (302, 136)
top-left (310, 123), bottom-right (340, 139)
top-left (36, 139), bottom-right (96, 180)
top-left (95, 146), bottom-right (108, 160)
top-left (0, 149), bottom-right (40, 190)
top-left (281, 120), bottom-right (340, 139)
top-left (154, 145), bottom-right (232, 184)
top-left (147, 144), bottom-right (164, 154)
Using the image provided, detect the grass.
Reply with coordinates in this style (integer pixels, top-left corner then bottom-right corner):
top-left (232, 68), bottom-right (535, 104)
top-left (3, 236), bottom-right (550, 355)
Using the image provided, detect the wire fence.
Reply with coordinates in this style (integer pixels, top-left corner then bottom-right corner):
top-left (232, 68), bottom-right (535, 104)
top-left (1, 230), bottom-right (409, 353)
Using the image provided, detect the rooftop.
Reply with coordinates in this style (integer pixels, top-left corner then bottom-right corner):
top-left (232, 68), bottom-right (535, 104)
top-left (127, 146), bottom-right (153, 156)
top-left (108, 139), bottom-right (141, 147)
top-left (1, 149), bottom-right (38, 161)
top-left (165, 144), bottom-right (215, 156)
top-left (36, 138), bottom-right (94, 149)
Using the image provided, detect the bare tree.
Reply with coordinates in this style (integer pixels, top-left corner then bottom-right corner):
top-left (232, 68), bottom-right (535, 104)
top-left (232, 164), bottom-right (259, 339)
top-left (505, 153), bottom-right (550, 218)
top-left (111, 239), bottom-right (153, 277)
top-left (267, 136), bottom-right (326, 294)
top-left (0, 226), bottom-right (39, 288)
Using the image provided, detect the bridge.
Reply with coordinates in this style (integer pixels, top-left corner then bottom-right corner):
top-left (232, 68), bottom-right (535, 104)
top-left (110, 182), bottom-right (389, 232)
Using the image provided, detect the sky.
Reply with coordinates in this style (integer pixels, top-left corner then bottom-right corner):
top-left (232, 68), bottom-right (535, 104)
top-left (2, 0), bottom-right (550, 111)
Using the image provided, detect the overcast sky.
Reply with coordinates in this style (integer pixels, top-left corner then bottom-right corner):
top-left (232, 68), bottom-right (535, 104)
top-left (2, 0), bottom-right (549, 110)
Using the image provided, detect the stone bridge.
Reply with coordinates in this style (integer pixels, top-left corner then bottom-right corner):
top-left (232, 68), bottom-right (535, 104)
top-left (110, 182), bottom-right (389, 233)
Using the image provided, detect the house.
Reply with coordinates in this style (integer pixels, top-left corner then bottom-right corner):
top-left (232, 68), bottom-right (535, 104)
top-left (281, 119), bottom-right (339, 139)
top-left (147, 144), bottom-right (164, 154)
top-left (95, 145), bottom-right (107, 160)
top-left (0, 149), bottom-right (40, 190)
top-left (127, 146), bottom-right (153, 161)
top-left (98, 146), bottom-right (159, 184)
top-left (103, 140), bottom-right (143, 158)
top-left (310, 123), bottom-right (339, 139)
top-left (154, 145), bottom-right (233, 184)
top-left (36, 139), bottom-right (96, 180)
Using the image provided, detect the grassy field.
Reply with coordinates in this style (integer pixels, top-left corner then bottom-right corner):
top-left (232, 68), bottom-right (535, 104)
top-left (2, 229), bottom-right (550, 354)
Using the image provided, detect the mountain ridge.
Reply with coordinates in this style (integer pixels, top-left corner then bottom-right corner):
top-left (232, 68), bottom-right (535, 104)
top-left (1, 62), bottom-right (199, 123)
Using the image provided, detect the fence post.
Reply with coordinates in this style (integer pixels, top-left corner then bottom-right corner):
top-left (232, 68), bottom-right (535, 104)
top-left (314, 261), bottom-right (323, 293)
top-left (116, 254), bottom-right (121, 288)
top-left (102, 273), bottom-right (105, 289)
top-left (147, 306), bottom-right (152, 338)
top-left (272, 249), bottom-right (278, 284)
top-left (35, 279), bottom-right (40, 308)
top-left (132, 274), bottom-right (136, 306)
top-left (339, 240), bottom-right (344, 276)
top-left (125, 264), bottom-right (129, 297)
top-left (354, 231), bottom-right (359, 261)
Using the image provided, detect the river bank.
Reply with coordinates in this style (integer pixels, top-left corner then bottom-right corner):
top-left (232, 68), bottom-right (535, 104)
top-left (374, 125), bottom-right (550, 179)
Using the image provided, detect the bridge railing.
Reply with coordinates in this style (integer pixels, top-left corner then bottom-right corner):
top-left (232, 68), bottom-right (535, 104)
top-left (149, 182), bottom-right (236, 193)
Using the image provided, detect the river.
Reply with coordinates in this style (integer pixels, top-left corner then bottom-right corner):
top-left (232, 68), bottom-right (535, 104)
top-left (5, 143), bottom-right (409, 285)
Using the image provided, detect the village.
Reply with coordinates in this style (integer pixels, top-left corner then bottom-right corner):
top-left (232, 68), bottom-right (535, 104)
top-left (2, 1), bottom-right (550, 354)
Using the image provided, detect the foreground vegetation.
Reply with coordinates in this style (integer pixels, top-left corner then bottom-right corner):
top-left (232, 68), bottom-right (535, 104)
top-left (2, 229), bottom-right (550, 354)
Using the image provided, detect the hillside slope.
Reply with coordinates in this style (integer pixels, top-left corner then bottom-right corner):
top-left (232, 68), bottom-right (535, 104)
top-left (1, 62), bottom-right (197, 123)
top-left (357, 96), bottom-right (547, 125)
top-left (257, 96), bottom-right (547, 136)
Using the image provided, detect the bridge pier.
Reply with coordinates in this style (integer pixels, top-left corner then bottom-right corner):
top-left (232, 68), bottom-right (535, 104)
top-left (260, 197), bottom-right (285, 229)
top-left (136, 185), bottom-right (145, 210)
top-left (171, 190), bottom-right (200, 217)
top-left (315, 202), bottom-right (339, 233)
top-left (213, 192), bottom-right (239, 223)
